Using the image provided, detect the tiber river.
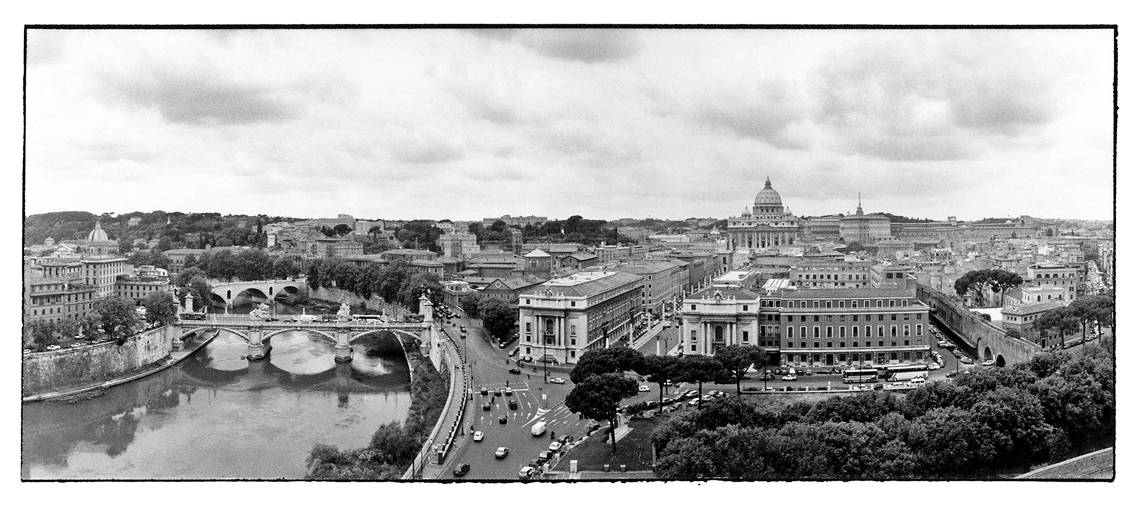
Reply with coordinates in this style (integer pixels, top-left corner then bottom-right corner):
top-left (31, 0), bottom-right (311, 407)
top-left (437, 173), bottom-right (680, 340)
top-left (21, 300), bottom-right (412, 480)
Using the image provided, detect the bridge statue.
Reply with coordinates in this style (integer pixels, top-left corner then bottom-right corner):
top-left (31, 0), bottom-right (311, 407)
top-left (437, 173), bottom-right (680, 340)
top-left (248, 302), bottom-right (272, 321)
top-left (336, 303), bottom-right (351, 321)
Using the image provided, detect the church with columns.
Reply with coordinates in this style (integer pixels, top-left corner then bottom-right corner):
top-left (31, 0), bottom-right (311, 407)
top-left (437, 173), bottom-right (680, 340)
top-left (726, 177), bottom-right (802, 251)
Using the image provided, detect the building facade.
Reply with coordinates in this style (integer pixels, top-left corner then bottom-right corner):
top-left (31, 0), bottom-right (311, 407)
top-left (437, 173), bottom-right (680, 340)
top-left (839, 198), bottom-right (892, 245)
top-left (517, 271), bottom-right (643, 364)
top-left (1026, 262), bottom-right (1086, 303)
top-left (81, 256), bottom-right (129, 299)
top-left (23, 259), bottom-right (97, 325)
top-left (726, 178), bottom-right (801, 251)
top-left (679, 280), bottom-right (931, 369)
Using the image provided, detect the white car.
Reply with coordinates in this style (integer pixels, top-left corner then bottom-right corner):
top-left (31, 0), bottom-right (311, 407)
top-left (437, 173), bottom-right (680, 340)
top-left (910, 377), bottom-right (927, 385)
top-left (550, 377), bottom-right (566, 384)
top-left (688, 398), bottom-right (700, 407)
top-left (548, 441), bottom-right (563, 452)
top-left (505, 387), bottom-right (513, 396)
top-left (637, 385), bottom-right (650, 392)
top-left (701, 394), bottom-right (713, 402)
top-left (473, 431), bottom-right (484, 442)
top-left (781, 374), bottom-right (797, 381)
top-left (46, 345), bottom-right (61, 351)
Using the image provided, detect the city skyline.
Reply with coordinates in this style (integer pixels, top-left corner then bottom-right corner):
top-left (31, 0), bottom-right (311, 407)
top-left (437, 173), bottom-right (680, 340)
top-left (26, 29), bottom-right (1115, 221)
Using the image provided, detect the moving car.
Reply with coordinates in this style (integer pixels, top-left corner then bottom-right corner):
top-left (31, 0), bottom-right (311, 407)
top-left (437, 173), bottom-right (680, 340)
top-left (910, 377), bottom-right (927, 385)
top-left (46, 345), bottom-right (61, 351)
top-left (960, 357), bottom-right (974, 365)
top-left (981, 359), bottom-right (995, 367)
top-left (482, 402), bottom-right (491, 411)
top-left (701, 394), bottom-right (713, 402)
top-left (518, 465), bottom-right (535, 480)
top-left (688, 398), bottom-right (700, 407)
top-left (530, 421), bottom-right (547, 436)
top-left (508, 368), bottom-right (522, 375)
top-left (480, 388), bottom-right (488, 396)
top-left (495, 388), bottom-right (503, 396)
top-left (473, 431), bottom-right (484, 442)
top-left (498, 415), bottom-right (508, 424)
top-left (638, 385), bottom-right (650, 392)
top-left (683, 390), bottom-right (698, 398)
top-left (548, 441), bottom-right (563, 452)
top-left (505, 387), bottom-right (513, 396)
top-left (453, 463), bottom-right (470, 477)
top-left (495, 447), bottom-right (510, 459)
top-left (550, 377), bottom-right (566, 384)
top-left (781, 374), bottom-right (797, 381)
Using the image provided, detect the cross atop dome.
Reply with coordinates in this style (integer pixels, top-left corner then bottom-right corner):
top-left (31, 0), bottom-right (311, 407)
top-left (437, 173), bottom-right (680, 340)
top-left (764, 176), bottom-right (772, 189)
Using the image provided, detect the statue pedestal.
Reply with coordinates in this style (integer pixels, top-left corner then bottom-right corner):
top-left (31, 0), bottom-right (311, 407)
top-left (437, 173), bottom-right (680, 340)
top-left (172, 335), bottom-right (184, 351)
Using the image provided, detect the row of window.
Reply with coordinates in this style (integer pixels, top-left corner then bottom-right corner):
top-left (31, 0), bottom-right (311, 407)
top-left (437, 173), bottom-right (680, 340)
top-left (695, 298), bottom-right (915, 311)
top-left (691, 323), bottom-right (924, 341)
top-left (789, 313), bottom-right (922, 323)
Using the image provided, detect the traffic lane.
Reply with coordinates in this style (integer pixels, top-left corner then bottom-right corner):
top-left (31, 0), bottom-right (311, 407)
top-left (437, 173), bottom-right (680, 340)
top-left (454, 383), bottom-right (588, 479)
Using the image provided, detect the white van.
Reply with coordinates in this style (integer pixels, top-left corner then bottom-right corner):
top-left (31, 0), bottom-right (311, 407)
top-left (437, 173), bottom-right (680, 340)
top-left (910, 376), bottom-right (927, 385)
top-left (530, 421), bottom-right (547, 437)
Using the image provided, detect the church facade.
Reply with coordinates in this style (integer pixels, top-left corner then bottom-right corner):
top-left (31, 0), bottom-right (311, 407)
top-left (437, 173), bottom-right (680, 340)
top-left (726, 178), bottom-right (801, 251)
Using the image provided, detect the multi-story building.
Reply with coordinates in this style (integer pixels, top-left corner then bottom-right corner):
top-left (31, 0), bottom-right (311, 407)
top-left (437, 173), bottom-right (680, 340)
top-left (466, 253), bottom-right (521, 278)
top-left (81, 255), bottom-right (129, 299)
top-left (380, 248), bottom-right (439, 263)
top-left (726, 178), bottom-right (801, 251)
top-left (1098, 241), bottom-right (1114, 287)
top-left (517, 271), bottom-right (643, 364)
top-left (482, 215), bottom-right (549, 228)
top-left (483, 276), bottom-right (546, 302)
top-left (23, 259), bottom-right (98, 327)
top-left (440, 230), bottom-right (480, 259)
top-left (1002, 300), bottom-right (1064, 348)
top-left (314, 237), bottom-right (364, 258)
top-left (679, 274), bottom-right (932, 369)
top-left (801, 216), bottom-right (842, 242)
top-left (790, 256), bottom-right (871, 289)
top-left (839, 197), bottom-right (892, 245)
top-left (114, 266), bottom-right (172, 303)
top-left (617, 261), bottom-right (689, 316)
top-left (1026, 262), bottom-right (1086, 303)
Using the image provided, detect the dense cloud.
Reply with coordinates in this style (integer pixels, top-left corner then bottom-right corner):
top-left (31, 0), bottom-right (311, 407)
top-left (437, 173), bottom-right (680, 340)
top-left (24, 29), bottom-right (1113, 220)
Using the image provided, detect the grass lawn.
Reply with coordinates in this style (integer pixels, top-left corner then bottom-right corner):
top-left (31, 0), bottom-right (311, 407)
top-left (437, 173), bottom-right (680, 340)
top-left (553, 418), bottom-right (660, 472)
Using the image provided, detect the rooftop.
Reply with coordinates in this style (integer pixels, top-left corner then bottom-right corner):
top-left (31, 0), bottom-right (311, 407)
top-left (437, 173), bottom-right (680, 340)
top-left (525, 271), bottom-right (642, 299)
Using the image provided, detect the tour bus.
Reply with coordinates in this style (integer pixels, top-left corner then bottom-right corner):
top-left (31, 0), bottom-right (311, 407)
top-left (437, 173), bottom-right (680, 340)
top-left (842, 368), bottom-right (879, 384)
top-left (888, 370), bottom-right (929, 383)
top-left (179, 312), bottom-right (207, 321)
top-left (878, 363), bottom-right (930, 379)
top-left (354, 314), bottom-right (384, 322)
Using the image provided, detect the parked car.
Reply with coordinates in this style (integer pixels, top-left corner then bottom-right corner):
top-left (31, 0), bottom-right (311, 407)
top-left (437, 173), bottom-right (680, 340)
top-left (910, 377), bottom-right (927, 385)
top-left (473, 431), bottom-right (484, 442)
top-left (495, 388), bottom-right (503, 396)
top-left (495, 447), bottom-right (510, 459)
top-left (518, 465), bottom-right (535, 480)
top-left (688, 398), bottom-right (700, 407)
top-left (46, 345), bottom-right (61, 351)
top-left (550, 377), bottom-right (566, 384)
top-left (638, 385), bottom-right (651, 392)
top-left (781, 374), bottom-right (797, 381)
top-left (505, 387), bottom-right (513, 396)
top-left (482, 402), bottom-right (491, 411)
top-left (537, 450), bottom-right (552, 464)
top-left (548, 441), bottom-right (563, 452)
top-left (508, 399), bottom-right (518, 410)
top-left (981, 359), bottom-right (995, 367)
top-left (498, 415), bottom-right (508, 424)
top-left (480, 388), bottom-right (488, 396)
top-left (701, 394), bottom-right (713, 402)
top-left (960, 357), bottom-right (974, 365)
top-left (508, 368), bottom-right (522, 375)
top-left (804, 369), bottom-right (814, 376)
top-left (683, 390), bottom-right (698, 398)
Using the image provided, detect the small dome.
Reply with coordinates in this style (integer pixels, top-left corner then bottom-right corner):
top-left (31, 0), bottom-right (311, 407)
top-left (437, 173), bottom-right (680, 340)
top-left (87, 221), bottom-right (109, 242)
top-left (754, 177), bottom-right (783, 207)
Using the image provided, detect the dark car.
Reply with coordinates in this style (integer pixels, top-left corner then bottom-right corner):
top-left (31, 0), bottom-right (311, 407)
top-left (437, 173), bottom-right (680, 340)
top-left (482, 402), bottom-right (491, 411)
top-left (537, 450), bottom-right (552, 463)
top-left (453, 463), bottom-right (470, 477)
top-left (508, 368), bottom-right (522, 375)
top-left (508, 399), bottom-right (518, 410)
top-left (498, 415), bottom-right (508, 424)
top-left (480, 388), bottom-right (488, 396)
top-left (495, 388), bottom-right (503, 397)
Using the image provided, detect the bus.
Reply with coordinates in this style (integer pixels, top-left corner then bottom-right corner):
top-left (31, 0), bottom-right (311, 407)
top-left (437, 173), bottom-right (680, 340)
top-left (879, 364), bottom-right (930, 379)
top-left (354, 314), bottom-right (384, 321)
top-left (843, 368), bottom-right (879, 384)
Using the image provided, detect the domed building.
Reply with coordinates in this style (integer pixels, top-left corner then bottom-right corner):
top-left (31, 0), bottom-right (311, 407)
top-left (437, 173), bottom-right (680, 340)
top-left (61, 221), bottom-right (120, 255)
top-left (727, 177), bottom-right (801, 251)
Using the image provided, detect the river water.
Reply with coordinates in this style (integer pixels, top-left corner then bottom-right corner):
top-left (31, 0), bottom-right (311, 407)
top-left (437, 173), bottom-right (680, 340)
top-left (21, 300), bottom-right (413, 480)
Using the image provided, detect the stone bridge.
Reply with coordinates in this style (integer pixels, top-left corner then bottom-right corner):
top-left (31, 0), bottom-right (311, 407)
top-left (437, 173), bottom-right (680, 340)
top-left (208, 278), bottom-right (306, 307)
top-left (175, 293), bottom-right (443, 365)
top-left (916, 284), bottom-right (1042, 367)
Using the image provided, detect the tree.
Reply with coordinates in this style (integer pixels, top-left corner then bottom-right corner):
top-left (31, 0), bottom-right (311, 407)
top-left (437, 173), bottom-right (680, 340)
top-left (988, 270), bottom-right (1024, 306)
top-left (143, 291), bottom-right (179, 327)
top-left (333, 224), bottom-right (353, 236)
top-left (677, 354), bottom-right (725, 408)
top-left (565, 372), bottom-right (638, 453)
top-left (640, 354), bottom-right (680, 412)
top-left (26, 320), bottom-right (60, 350)
top-left (91, 296), bottom-right (140, 341)
top-left (714, 344), bottom-right (767, 395)
top-left (954, 269), bottom-right (994, 306)
top-left (569, 346), bottom-right (646, 383)
top-left (458, 292), bottom-right (483, 317)
top-left (478, 297), bottom-right (517, 342)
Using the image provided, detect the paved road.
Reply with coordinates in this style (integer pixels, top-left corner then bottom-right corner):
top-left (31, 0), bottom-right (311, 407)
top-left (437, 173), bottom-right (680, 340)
top-left (443, 308), bottom-right (591, 480)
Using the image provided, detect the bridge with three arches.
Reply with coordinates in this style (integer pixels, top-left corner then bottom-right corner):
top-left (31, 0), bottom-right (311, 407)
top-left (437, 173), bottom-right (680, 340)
top-left (208, 278), bottom-right (306, 308)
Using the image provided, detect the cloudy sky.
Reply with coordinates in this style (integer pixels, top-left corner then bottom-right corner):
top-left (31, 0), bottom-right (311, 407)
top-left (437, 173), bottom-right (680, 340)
top-left (25, 28), bottom-right (1114, 221)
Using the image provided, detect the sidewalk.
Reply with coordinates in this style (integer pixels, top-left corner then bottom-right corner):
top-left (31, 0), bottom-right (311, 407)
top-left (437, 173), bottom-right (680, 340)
top-left (408, 326), bottom-right (469, 479)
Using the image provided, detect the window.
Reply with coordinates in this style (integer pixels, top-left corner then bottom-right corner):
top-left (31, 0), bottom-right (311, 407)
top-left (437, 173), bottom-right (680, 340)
top-left (787, 327), bottom-right (793, 339)
top-left (743, 331), bottom-right (749, 342)
top-left (800, 327), bottom-right (807, 338)
top-left (903, 325), bottom-right (910, 337)
top-left (826, 326), bottom-right (833, 338)
top-left (691, 330), bottom-right (697, 341)
top-left (814, 342), bottom-right (820, 348)
top-left (743, 305), bottom-right (749, 311)
top-left (916, 324), bottom-right (923, 336)
top-left (827, 342), bottom-right (833, 348)
top-left (570, 301), bottom-right (576, 307)
top-left (826, 301), bottom-right (832, 308)
top-left (813, 327), bottom-right (820, 338)
top-left (877, 326), bottom-right (884, 337)
top-left (691, 344), bottom-right (697, 352)
top-left (691, 305), bottom-right (696, 310)
top-left (876, 300), bottom-right (883, 307)
top-left (889, 300), bottom-right (895, 307)
top-left (813, 315), bottom-right (820, 322)
top-left (570, 325), bottom-right (577, 335)
top-left (801, 342), bottom-right (807, 348)
top-left (891, 326), bottom-right (897, 337)
top-left (526, 322), bottom-right (532, 332)
top-left (570, 350), bottom-right (576, 358)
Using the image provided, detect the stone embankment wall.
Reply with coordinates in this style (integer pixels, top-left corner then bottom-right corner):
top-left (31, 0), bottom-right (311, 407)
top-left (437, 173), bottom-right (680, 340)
top-left (308, 286), bottom-right (412, 318)
top-left (22, 325), bottom-right (174, 396)
top-left (917, 284), bottom-right (1041, 365)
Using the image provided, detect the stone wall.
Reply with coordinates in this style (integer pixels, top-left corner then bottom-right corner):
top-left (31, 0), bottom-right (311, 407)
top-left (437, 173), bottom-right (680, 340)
top-left (308, 286), bottom-right (412, 318)
top-left (917, 284), bottom-right (1041, 365)
top-left (22, 325), bottom-right (174, 396)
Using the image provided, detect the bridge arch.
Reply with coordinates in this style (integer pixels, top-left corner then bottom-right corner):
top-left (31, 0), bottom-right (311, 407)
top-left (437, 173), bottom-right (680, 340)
top-left (179, 326), bottom-right (252, 343)
top-left (983, 346), bottom-right (994, 362)
top-left (995, 355), bottom-right (1007, 368)
top-left (262, 327), bottom-right (338, 345)
top-left (233, 287), bottom-right (270, 303)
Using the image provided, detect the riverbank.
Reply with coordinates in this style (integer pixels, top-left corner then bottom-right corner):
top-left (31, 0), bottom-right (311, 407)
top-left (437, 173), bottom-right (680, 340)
top-left (23, 330), bottom-right (218, 403)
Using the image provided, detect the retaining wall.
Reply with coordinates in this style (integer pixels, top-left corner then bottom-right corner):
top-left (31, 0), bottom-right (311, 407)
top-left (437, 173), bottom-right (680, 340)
top-left (917, 284), bottom-right (1041, 365)
top-left (22, 325), bottom-right (174, 396)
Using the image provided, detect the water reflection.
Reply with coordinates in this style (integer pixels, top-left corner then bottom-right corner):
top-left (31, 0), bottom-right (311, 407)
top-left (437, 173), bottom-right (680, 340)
top-left (21, 328), bottom-right (412, 479)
